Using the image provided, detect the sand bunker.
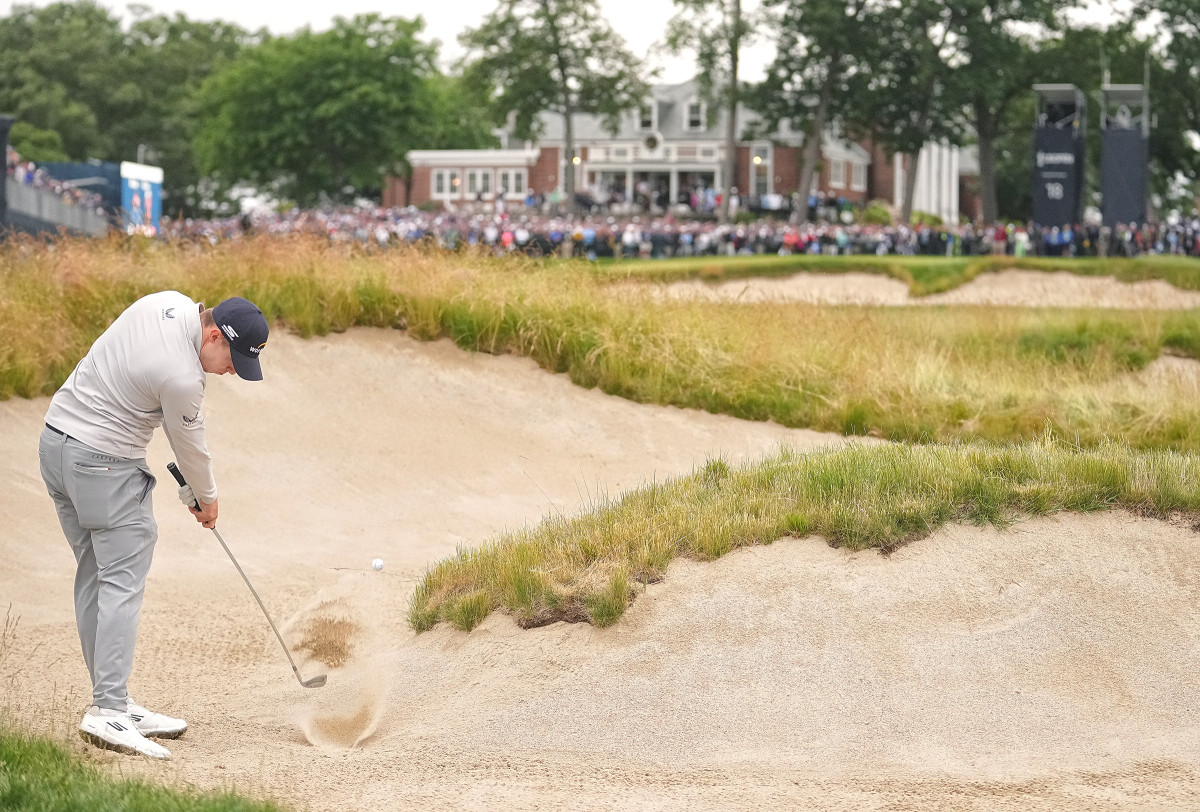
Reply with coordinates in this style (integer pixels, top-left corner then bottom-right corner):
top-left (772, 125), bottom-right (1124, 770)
top-left (294, 656), bottom-right (390, 750)
top-left (3, 325), bottom-right (1199, 809)
top-left (659, 269), bottom-right (1200, 309)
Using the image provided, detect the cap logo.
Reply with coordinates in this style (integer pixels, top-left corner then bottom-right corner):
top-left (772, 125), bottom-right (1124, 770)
top-left (221, 324), bottom-right (239, 340)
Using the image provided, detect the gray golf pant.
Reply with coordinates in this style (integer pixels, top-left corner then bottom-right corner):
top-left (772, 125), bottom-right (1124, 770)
top-left (39, 425), bottom-right (157, 711)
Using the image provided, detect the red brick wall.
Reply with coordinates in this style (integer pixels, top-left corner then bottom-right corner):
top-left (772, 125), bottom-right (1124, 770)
top-left (733, 145), bottom-right (749, 195)
top-left (411, 167), bottom-right (432, 206)
top-left (530, 147), bottom-right (559, 194)
top-left (382, 168), bottom-right (435, 208)
top-left (866, 141), bottom-right (897, 205)
top-left (773, 145), bottom-right (800, 196)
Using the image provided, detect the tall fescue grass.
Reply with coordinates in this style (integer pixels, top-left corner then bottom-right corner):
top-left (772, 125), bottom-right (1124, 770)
top-left (0, 723), bottom-right (288, 811)
top-left (408, 437), bottom-right (1200, 631)
top-left (5, 236), bottom-right (1200, 450)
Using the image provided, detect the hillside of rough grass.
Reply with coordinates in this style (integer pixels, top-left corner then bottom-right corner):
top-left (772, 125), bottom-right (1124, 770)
top-left (5, 237), bottom-right (1200, 449)
top-left (408, 438), bottom-right (1200, 631)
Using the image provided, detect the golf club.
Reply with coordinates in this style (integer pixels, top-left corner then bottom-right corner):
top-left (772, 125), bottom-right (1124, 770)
top-left (167, 462), bottom-right (326, 689)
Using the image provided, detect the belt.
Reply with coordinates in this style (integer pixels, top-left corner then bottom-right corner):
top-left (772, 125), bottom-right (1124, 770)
top-left (45, 423), bottom-right (76, 442)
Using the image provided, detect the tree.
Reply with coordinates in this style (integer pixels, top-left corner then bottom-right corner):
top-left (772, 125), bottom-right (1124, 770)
top-left (7, 120), bottom-right (68, 162)
top-left (0, 3), bottom-right (255, 216)
top-left (192, 14), bottom-right (437, 206)
top-left (987, 22), bottom-right (1199, 221)
top-left (843, 0), bottom-right (965, 223)
top-left (751, 0), bottom-right (881, 223)
top-left (0, 1), bottom-right (128, 159)
top-left (393, 73), bottom-right (502, 209)
top-left (121, 10), bottom-right (258, 216)
top-left (665, 0), bottom-right (754, 223)
top-left (1139, 0), bottom-right (1200, 192)
top-left (934, 0), bottom-right (1068, 224)
top-left (460, 0), bottom-right (649, 210)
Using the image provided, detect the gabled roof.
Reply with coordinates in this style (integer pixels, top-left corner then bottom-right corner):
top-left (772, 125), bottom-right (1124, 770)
top-left (512, 78), bottom-right (869, 162)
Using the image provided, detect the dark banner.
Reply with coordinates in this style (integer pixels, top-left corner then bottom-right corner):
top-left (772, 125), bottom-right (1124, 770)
top-left (1101, 128), bottom-right (1148, 228)
top-left (0, 115), bottom-right (12, 227)
top-left (1032, 126), bottom-right (1083, 227)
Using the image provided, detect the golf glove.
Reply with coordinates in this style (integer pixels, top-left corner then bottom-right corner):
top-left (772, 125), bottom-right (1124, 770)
top-left (177, 484), bottom-right (199, 510)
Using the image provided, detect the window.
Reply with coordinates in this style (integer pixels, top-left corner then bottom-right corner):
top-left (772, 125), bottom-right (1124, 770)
top-left (466, 169), bottom-right (493, 197)
top-left (498, 169), bottom-right (526, 197)
top-left (686, 99), bottom-right (705, 130)
top-left (851, 162), bottom-right (867, 191)
top-left (613, 147), bottom-right (628, 159)
top-left (751, 144), bottom-right (771, 197)
top-left (432, 169), bottom-right (462, 198)
top-left (829, 159), bottom-right (846, 189)
top-left (639, 103), bottom-right (655, 130)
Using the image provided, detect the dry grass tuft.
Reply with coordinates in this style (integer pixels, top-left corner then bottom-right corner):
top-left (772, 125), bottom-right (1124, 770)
top-left (409, 437), bottom-right (1200, 632)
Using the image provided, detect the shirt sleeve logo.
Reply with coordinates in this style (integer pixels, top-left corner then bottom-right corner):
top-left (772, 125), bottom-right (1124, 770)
top-left (162, 307), bottom-right (175, 319)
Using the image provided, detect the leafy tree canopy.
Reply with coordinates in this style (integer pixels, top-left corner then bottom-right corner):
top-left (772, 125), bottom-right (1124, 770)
top-left (8, 120), bottom-right (69, 162)
top-left (192, 14), bottom-right (437, 206)
top-left (460, 0), bottom-right (649, 140)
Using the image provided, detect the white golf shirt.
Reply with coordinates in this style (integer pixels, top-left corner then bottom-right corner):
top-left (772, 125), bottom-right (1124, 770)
top-left (44, 291), bottom-right (218, 503)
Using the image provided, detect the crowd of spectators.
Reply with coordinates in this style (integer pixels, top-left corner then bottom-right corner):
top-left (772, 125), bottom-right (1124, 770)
top-left (157, 202), bottom-right (1200, 260)
top-left (4, 145), bottom-right (105, 213)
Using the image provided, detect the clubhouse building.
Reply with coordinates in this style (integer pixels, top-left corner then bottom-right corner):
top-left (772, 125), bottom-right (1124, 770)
top-left (384, 79), bottom-right (976, 223)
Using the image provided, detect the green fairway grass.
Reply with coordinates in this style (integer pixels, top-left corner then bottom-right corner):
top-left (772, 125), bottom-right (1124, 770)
top-left (0, 723), bottom-right (288, 811)
top-left (595, 252), bottom-right (1200, 296)
top-left (408, 438), bottom-right (1200, 631)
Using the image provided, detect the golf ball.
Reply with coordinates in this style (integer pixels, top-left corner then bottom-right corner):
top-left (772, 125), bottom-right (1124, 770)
top-left (371, 558), bottom-right (384, 571)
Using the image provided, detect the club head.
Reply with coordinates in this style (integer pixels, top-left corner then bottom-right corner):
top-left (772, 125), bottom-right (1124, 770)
top-left (302, 674), bottom-right (327, 688)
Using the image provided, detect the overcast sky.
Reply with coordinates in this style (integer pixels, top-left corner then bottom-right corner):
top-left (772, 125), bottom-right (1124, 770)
top-left (0, 0), bottom-right (1129, 84)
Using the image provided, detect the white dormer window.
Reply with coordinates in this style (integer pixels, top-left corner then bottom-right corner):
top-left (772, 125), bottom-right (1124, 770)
top-left (639, 102), bottom-right (656, 131)
top-left (686, 99), bottom-right (706, 131)
top-left (851, 162), bottom-right (867, 191)
top-left (829, 159), bottom-right (846, 189)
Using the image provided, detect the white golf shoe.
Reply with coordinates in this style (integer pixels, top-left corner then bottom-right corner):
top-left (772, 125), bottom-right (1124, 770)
top-left (79, 706), bottom-right (171, 760)
top-left (127, 697), bottom-right (188, 739)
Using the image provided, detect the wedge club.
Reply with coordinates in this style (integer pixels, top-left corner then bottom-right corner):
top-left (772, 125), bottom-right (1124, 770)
top-left (167, 462), bottom-right (326, 688)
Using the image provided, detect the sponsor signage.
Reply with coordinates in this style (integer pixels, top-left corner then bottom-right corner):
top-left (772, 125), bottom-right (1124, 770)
top-left (1031, 126), bottom-right (1084, 227)
top-left (120, 161), bottom-right (163, 236)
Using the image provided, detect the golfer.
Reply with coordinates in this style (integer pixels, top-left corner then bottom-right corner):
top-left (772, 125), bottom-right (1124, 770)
top-left (39, 291), bottom-right (269, 760)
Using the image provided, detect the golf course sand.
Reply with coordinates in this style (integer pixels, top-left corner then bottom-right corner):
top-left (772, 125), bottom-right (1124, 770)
top-left (2, 326), bottom-right (1199, 810)
top-left (660, 268), bottom-right (1200, 309)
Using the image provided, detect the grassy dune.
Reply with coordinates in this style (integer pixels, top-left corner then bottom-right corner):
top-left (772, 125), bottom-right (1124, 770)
top-left (5, 237), bottom-right (1200, 449)
top-left (408, 438), bottom-right (1200, 631)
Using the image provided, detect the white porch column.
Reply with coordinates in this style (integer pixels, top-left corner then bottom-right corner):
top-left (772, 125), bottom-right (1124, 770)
top-left (625, 168), bottom-right (633, 203)
top-left (669, 170), bottom-right (679, 208)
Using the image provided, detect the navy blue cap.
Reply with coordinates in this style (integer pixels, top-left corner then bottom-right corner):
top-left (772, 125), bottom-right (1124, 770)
top-left (213, 297), bottom-right (269, 381)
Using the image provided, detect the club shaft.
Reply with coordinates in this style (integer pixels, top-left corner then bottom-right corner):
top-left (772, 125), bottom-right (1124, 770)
top-left (209, 527), bottom-right (305, 683)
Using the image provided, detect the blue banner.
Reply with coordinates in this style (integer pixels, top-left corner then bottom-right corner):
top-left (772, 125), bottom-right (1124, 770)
top-left (120, 162), bottom-right (163, 235)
